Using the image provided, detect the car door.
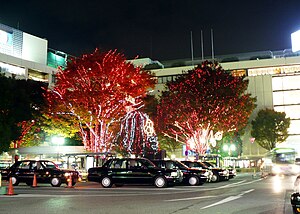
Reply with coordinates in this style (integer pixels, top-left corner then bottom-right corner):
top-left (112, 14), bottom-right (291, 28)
top-left (35, 161), bottom-right (50, 183)
top-left (107, 159), bottom-right (127, 183)
top-left (15, 161), bottom-right (34, 183)
top-left (173, 161), bottom-right (190, 181)
top-left (125, 159), bottom-right (153, 185)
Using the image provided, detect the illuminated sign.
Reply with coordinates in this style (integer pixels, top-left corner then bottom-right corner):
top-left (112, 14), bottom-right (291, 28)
top-left (248, 65), bottom-right (300, 76)
top-left (291, 30), bottom-right (300, 52)
top-left (0, 29), bottom-right (12, 46)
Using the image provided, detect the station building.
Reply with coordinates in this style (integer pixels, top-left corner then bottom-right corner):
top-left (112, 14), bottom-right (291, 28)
top-left (148, 50), bottom-right (300, 160)
top-left (0, 23), bottom-right (70, 86)
top-left (1, 22), bottom-right (300, 163)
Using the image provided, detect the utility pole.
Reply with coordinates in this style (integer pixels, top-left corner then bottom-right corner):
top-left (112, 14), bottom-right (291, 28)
top-left (190, 31), bottom-right (194, 66)
top-left (200, 30), bottom-right (204, 60)
top-left (211, 29), bottom-right (215, 60)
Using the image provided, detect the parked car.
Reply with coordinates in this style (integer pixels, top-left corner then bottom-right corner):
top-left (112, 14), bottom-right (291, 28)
top-left (0, 162), bottom-right (11, 176)
top-left (1, 160), bottom-right (79, 187)
top-left (227, 167), bottom-right (237, 179)
top-left (291, 175), bottom-right (300, 213)
top-left (151, 159), bottom-right (209, 186)
top-left (202, 161), bottom-right (230, 182)
top-left (77, 169), bottom-right (88, 181)
top-left (87, 157), bottom-right (181, 188)
top-left (291, 191), bottom-right (300, 214)
top-left (180, 160), bottom-right (213, 182)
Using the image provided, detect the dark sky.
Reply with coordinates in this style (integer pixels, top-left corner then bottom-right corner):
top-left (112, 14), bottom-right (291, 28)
top-left (1, 0), bottom-right (300, 61)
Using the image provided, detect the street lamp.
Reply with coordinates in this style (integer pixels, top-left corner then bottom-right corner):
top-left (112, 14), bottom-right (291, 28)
top-left (51, 136), bottom-right (65, 161)
top-left (223, 144), bottom-right (236, 156)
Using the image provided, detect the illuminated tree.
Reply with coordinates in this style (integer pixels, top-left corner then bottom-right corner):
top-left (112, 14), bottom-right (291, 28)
top-left (157, 61), bottom-right (256, 154)
top-left (45, 49), bottom-right (155, 152)
top-left (251, 108), bottom-right (290, 150)
top-left (113, 94), bottom-right (158, 156)
top-left (115, 109), bottom-right (158, 156)
top-left (158, 133), bottom-right (182, 157)
top-left (18, 111), bottom-right (81, 147)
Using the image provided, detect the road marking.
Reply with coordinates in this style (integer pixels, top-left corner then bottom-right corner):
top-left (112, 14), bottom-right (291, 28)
top-left (221, 180), bottom-right (246, 187)
top-left (0, 178), bottom-right (260, 198)
top-left (200, 189), bottom-right (255, 209)
top-left (165, 195), bottom-right (217, 202)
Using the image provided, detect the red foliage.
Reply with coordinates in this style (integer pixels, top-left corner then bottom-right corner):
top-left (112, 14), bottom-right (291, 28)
top-left (157, 61), bottom-right (255, 154)
top-left (45, 49), bottom-right (156, 152)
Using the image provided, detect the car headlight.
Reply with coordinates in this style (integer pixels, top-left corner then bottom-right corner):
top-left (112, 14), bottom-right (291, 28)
top-left (64, 172), bottom-right (70, 177)
top-left (224, 170), bottom-right (229, 176)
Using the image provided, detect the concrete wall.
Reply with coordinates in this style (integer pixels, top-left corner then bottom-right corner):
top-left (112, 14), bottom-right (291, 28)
top-left (22, 32), bottom-right (47, 65)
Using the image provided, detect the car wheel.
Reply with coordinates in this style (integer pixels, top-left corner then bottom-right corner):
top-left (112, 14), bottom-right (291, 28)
top-left (211, 174), bottom-right (220, 182)
top-left (50, 177), bottom-right (62, 187)
top-left (188, 175), bottom-right (199, 186)
top-left (10, 176), bottom-right (19, 186)
top-left (101, 176), bottom-right (113, 188)
top-left (154, 176), bottom-right (167, 188)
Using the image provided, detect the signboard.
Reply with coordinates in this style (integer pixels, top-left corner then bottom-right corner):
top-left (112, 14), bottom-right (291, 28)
top-left (291, 30), bottom-right (300, 52)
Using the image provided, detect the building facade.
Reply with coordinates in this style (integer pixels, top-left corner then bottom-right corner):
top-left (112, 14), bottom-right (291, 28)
top-left (1, 22), bottom-right (300, 160)
top-left (150, 52), bottom-right (300, 158)
top-left (0, 23), bottom-right (70, 86)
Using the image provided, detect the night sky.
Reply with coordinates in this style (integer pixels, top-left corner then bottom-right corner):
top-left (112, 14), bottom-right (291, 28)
top-left (1, 0), bottom-right (300, 61)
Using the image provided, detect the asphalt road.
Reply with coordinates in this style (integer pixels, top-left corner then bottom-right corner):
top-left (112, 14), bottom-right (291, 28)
top-left (0, 173), bottom-right (296, 214)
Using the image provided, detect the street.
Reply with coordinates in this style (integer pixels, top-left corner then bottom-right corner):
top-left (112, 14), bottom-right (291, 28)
top-left (0, 173), bottom-right (296, 214)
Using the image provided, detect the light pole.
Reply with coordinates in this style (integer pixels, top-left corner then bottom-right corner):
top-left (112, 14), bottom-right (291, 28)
top-left (223, 144), bottom-right (236, 157)
top-left (51, 136), bottom-right (65, 161)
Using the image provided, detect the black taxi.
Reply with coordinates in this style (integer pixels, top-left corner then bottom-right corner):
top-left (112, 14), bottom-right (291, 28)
top-left (87, 157), bottom-right (181, 188)
top-left (151, 159), bottom-right (209, 186)
top-left (1, 160), bottom-right (79, 187)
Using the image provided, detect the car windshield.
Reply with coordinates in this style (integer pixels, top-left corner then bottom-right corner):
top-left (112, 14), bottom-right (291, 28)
top-left (203, 162), bottom-right (215, 168)
top-left (175, 161), bottom-right (188, 169)
top-left (185, 161), bottom-right (205, 169)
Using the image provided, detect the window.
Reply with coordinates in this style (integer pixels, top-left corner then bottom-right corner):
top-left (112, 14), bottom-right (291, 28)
top-left (42, 161), bottom-right (57, 169)
top-left (18, 161), bottom-right (30, 169)
top-left (128, 160), bottom-right (137, 169)
top-left (157, 74), bottom-right (182, 84)
top-left (110, 159), bottom-right (126, 169)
